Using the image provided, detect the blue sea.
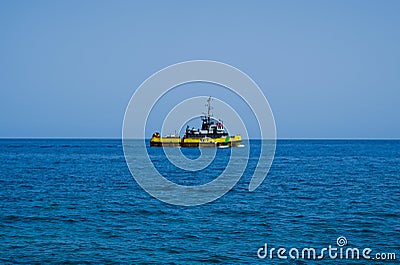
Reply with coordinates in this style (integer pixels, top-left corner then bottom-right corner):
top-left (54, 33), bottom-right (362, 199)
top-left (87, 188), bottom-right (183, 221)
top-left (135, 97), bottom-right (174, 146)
top-left (0, 139), bottom-right (399, 264)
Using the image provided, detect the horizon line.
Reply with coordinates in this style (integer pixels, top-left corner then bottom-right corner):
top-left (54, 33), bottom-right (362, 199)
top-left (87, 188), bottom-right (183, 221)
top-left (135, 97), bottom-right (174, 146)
top-left (0, 137), bottom-right (399, 140)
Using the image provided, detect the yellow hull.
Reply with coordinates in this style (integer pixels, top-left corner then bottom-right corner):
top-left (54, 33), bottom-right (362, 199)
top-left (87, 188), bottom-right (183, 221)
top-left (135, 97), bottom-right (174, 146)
top-left (149, 137), bottom-right (180, 147)
top-left (150, 135), bottom-right (242, 147)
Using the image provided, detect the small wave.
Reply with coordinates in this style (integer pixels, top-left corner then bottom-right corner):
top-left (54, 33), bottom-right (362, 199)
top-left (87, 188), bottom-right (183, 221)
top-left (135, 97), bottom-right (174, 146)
top-left (39, 145), bottom-right (55, 148)
top-left (382, 212), bottom-right (399, 218)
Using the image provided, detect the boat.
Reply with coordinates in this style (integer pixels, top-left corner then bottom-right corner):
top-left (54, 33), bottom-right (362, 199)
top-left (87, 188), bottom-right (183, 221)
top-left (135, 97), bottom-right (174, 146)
top-left (150, 97), bottom-right (242, 147)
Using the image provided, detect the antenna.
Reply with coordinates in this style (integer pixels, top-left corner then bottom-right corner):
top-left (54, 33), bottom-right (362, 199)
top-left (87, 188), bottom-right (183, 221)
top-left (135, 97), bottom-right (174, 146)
top-left (205, 96), bottom-right (213, 118)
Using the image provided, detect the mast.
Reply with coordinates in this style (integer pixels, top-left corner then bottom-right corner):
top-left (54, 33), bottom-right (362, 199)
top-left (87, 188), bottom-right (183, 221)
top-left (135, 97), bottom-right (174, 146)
top-left (205, 96), bottom-right (213, 123)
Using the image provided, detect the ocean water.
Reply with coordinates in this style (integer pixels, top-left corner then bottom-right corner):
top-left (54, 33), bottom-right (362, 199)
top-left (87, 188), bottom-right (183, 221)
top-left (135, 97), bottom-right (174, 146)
top-left (0, 139), bottom-right (399, 264)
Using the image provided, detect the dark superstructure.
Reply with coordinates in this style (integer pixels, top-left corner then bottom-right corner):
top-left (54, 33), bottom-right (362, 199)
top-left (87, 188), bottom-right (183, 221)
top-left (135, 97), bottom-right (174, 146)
top-left (184, 97), bottom-right (228, 139)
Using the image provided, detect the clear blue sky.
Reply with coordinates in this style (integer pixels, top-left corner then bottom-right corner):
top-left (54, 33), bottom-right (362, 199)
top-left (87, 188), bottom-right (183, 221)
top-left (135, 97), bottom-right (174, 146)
top-left (0, 1), bottom-right (399, 138)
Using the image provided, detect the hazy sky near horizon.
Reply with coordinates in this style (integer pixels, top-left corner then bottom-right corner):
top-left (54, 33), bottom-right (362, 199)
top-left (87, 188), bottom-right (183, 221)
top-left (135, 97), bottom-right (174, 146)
top-left (0, 1), bottom-right (399, 138)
